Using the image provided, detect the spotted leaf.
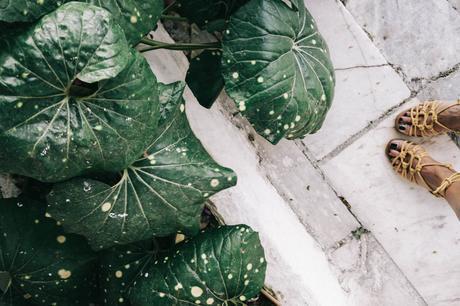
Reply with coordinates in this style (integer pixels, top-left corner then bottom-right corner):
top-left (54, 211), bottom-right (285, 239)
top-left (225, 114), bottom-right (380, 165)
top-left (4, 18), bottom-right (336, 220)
top-left (0, 197), bottom-right (97, 305)
top-left (130, 225), bottom-right (267, 306)
top-left (221, 0), bottom-right (335, 144)
top-left (46, 81), bottom-right (237, 250)
top-left (99, 237), bottom-right (175, 305)
top-left (0, 0), bottom-right (70, 23)
top-left (0, 3), bottom-right (160, 182)
top-left (84, 0), bottom-right (163, 45)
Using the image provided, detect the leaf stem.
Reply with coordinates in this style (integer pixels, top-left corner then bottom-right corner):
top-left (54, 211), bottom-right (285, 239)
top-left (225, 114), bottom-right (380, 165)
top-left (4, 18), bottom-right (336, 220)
top-left (162, 0), bottom-right (178, 14)
top-left (140, 38), bottom-right (221, 52)
top-left (161, 15), bottom-right (188, 22)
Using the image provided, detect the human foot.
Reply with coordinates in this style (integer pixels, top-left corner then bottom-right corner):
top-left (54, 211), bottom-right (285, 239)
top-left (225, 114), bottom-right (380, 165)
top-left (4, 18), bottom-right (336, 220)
top-left (386, 139), bottom-right (459, 197)
top-left (395, 100), bottom-right (460, 137)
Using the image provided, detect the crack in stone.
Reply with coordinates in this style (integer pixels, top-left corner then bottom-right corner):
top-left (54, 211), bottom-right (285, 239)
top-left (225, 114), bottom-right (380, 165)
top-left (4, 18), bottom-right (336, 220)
top-left (316, 61), bottom-right (460, 166)
top-left (429, 62), bottom-right (460, 82)
top-left (335, 64), bottom-right (389, 71)
top-left (316, 93), bottom-right (417, 165)
top-left (294, 141), bottom-right (366, 227)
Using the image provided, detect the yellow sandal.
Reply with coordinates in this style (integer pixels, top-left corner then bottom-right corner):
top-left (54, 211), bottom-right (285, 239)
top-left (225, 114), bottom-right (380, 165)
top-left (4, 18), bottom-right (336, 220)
top-left (387, 140), bottom-right (460, 198)
top-left (395, 100), bottom-right (460, 137)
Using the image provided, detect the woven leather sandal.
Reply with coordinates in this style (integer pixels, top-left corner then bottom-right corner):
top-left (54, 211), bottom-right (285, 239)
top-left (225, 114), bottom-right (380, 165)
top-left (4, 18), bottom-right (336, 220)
top-left (387, 140), bottom-right (460, 198)
top-left (395, 100), bottom-right (460, 137)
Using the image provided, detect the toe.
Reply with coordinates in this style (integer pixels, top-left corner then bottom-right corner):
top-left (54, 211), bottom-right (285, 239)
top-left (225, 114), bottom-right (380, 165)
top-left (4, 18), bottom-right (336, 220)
top-left (389, 149), bottom-right (400, 158)
top-left (400, 116), bottom-right (412, 124)
top-left (386, 139), bottom-right (404, 159)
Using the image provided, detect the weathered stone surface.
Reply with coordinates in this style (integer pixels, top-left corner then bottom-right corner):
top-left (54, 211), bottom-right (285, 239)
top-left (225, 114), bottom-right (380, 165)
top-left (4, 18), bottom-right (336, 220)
top-left (417, 68), bottom-right (460, 101)
top-left (301, 0), bottom-right (411, 161)
top-left (305, 0), bottom-right (387, 69)
top-left (303, 66), bottom-right (410, 161)
top-left (449, 0), bottom-right (460, 11)
top-left (329, 233), bottom-right (425, 306)
top-left (346, 0), bottom-right (460, 83)
top-left (322, 100), bottom-right (460, 306)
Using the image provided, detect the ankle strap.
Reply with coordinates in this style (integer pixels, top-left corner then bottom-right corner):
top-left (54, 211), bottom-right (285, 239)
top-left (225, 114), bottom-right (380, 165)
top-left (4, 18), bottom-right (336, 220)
top-left (431, 172), bottom-right (460, 198)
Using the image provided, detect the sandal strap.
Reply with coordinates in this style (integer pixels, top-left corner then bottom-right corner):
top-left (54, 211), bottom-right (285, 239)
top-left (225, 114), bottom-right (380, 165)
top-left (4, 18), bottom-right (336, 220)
top-left (409, 100), bottom-right (460, 137)
top-left (431, 172), bottom-right (460, 198)
top-left (391, 141), bottom-right (456, 194)
top-left (392, 142), bottom-right (428, 183)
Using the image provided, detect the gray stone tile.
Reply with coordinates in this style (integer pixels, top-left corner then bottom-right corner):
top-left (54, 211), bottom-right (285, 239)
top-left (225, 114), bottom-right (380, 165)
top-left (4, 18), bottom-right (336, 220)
top-left (329, 233), bottom-right (425, 306)
top-left (305, 0), bottom-right (387, 69)
top-left (300, 0), bottom-right (411, 161)
top-left (303, 65), bottom-right (410, 161)
top-left (417, 68), bottom-right (460, 101)
top-left (346, 0), bottom-right (460, 83)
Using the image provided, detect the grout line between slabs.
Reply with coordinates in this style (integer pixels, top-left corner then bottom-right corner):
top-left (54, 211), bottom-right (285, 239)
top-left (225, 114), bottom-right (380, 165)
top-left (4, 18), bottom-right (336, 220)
top-left (294, 139), bottom-right (365, 226)
top-left (294, 140), bottom-right (428, 304)
top-left (317, 93), bottom-right (415, 164)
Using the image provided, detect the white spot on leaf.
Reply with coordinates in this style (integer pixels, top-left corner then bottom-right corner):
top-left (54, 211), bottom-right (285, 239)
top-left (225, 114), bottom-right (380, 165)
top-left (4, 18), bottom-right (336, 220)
top-left (191, 286), bottom-right (203, 297)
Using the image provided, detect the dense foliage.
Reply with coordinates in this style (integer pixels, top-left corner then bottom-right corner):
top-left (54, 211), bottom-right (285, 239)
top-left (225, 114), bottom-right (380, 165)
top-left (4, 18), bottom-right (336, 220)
top-left (0, 0), bottom-right (335, 304)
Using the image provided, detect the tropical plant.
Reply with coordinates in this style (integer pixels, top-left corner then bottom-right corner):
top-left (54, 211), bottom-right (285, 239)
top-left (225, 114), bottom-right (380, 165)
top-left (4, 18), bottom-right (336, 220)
top-left (0, 0), bottom-right (335, 303)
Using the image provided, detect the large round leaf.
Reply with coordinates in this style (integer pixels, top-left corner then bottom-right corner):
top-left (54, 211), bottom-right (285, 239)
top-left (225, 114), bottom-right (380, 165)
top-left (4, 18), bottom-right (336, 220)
top-left (0, 197), bottom-right (97, 305)
top-left (47, 81), bottom-right (237, 250)
top-left (222, 0), bottom-right (335, 144)
top-left (130, 225), bottom-right (267, 306)
top-left (99, 236), bottom-right (175, 305)
top-left (0, 2), bottom-right (160, 182)
top-left (85, 0), bottom-right (163, 45)
top-left (0, 0), bottom-right (69, 23)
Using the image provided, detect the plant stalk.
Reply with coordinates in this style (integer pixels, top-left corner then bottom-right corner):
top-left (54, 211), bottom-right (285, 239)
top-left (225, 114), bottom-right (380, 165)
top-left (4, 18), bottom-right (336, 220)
top-left (161, 14), bottom-right (188, 22)
top-left (140, 38), bottom-right (221, 52)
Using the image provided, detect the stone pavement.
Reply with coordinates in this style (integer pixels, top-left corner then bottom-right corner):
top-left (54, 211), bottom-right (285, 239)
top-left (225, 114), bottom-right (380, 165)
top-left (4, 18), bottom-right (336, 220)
top-left (145, 0), bottom-right (460, 305)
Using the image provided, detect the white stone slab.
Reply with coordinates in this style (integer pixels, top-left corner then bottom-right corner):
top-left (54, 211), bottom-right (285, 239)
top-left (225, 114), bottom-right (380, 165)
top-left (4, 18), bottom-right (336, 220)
top-left (298, 0), bottom-right (412, 161)
top-left (449, 0), bottom-right (460, 11)
top-left (305, 0), bottom-right (387, 69)
top-left (346, 0), bottom-right (460, 81)
top-left (322, 100), bottom-right (460, 305)
top-left (302, 66), bottom-right (411, 161)
top-left (145, 24), bottom-right (350, 306)
top-left (417, 69), bottom-right (460, 102)
top-left (329, 233), bottom-right (425, 306)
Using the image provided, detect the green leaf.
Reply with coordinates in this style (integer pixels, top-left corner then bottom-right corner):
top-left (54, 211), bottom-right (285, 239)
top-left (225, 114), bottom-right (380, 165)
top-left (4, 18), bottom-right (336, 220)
top-left (186, 50), bottom-right (224, 109)
top-left (84, 0), bottom-right (163, 46)
top-left (99, 236), bottom-right (175, 305)
top-left (221, 0), bottom-right (335, 144)
top-left (0, 2), bottom-right (160, 182)
top-left (47, 81), bottom-right (237, 250)
top-left (176, 0), bottom-right (248, 30)
top-left (130, 225), bottom-right (267, 306)
top-left (0, 197), bottom-right (97, 305)
top-left (0, 22), bottom-right (29, 39)
top-left (0, 0), bottom-right (69, 23)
